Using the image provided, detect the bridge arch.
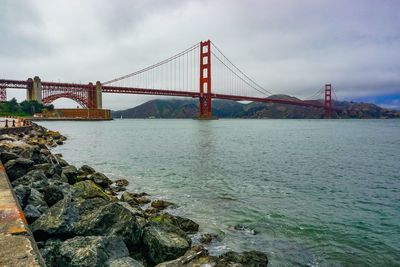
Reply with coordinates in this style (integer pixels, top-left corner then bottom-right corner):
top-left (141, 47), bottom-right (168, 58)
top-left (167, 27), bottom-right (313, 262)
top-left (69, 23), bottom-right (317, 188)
top-left (42, 93), bottom-right (89, 108)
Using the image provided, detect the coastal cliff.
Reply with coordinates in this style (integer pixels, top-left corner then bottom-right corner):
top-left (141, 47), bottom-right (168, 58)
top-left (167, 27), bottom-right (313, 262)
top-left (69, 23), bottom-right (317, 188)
top-left (0, 124), bottom-right (268, 266)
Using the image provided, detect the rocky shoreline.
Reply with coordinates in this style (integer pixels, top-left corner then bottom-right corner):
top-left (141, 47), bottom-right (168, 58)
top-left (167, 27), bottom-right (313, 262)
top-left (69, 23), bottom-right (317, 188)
top-left (0, 123), bottom-right (268, 267)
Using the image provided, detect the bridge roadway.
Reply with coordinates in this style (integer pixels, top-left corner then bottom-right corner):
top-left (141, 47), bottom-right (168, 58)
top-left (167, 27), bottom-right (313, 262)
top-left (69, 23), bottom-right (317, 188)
top-left (0, 79), bottom-right (336, 111)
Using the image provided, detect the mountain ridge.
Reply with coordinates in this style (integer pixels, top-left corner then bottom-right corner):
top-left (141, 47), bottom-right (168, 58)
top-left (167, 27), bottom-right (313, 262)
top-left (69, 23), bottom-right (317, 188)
top-left (112, 95), bottom-right (400, 119)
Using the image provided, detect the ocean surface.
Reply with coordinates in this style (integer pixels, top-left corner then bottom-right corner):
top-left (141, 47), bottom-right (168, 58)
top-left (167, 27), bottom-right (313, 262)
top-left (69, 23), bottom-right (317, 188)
top-left (39, 119), bottom-right (400, 266)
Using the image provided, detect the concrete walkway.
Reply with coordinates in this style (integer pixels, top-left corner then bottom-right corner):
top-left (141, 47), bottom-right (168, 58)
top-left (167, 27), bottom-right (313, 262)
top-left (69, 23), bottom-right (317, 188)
top-left (0, 163), bottom-right (45, 266)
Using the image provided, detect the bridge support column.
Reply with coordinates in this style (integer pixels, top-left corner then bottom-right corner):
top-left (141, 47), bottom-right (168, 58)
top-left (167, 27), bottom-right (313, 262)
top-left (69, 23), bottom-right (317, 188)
top-left (324, 84), bottom-right (332, 119)
top-left (95, 81), bottom-right (102, 109)
top-left (0, 87), bottom-right (6, 101)
top-left (199, 40), bottom-right (212, 119)
top-left (27, 76), bottom-right (42, 103)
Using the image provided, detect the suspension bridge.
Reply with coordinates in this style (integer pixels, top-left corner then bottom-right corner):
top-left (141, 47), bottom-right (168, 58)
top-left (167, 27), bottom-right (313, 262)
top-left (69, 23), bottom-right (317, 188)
top-left (0, 40), bottom-right (338, 119)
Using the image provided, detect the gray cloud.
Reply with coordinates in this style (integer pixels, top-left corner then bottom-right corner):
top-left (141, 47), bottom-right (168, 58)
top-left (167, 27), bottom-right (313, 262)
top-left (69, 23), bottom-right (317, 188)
top-left (1, 0), bottom-right (399, 109)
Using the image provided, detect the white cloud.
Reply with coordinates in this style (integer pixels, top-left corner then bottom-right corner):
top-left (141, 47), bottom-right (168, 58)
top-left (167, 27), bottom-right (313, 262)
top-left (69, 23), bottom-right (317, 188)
top-left (1, 0), bottom-right (399, 109)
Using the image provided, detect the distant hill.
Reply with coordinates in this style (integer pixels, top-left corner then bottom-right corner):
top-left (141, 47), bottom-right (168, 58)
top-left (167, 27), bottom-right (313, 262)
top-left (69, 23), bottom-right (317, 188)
top-left (112, 95), bottom-right (400, 119)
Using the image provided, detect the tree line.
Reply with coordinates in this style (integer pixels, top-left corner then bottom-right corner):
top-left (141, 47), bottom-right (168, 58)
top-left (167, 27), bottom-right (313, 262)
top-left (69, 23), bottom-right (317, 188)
top-left (0, 98), bottom-right (54, 116)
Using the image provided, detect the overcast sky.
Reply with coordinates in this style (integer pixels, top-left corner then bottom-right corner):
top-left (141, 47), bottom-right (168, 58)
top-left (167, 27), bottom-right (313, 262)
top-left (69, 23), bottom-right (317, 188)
top-left (1, 0), bottom-right (399, 109)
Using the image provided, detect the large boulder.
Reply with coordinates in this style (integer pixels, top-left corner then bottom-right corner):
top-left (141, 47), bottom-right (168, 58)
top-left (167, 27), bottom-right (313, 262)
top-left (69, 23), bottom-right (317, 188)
top-left (73, 180), bottom-right (112, 201)
top-left (149, 213), bottom-right (199, 233)
top-left (58, 236), bottom-right (129, 267)
top-left (31, 196), bottom-right (85, 240)
top-left (27, 188), bottom-right (49, 213)
top-left (40, 238), bottom-right (64, 266)
top-left (11, 169), bottom-right (47, 187)
top-left (78, 165), bottom-right (96, 176)
top-left (151, 200), bottom-right (176, 210)
top-left (88, 172), bottom-right (113, 188)
top-left (13, 184), bottom-right (31, 209)
top-left (42, 181), bottom-right (72, 207)
top-left (33, 163), bottom-right (62, 178)
top-left (4, 157), bottom-right (34, 181)
top-left (143, 222), bottom-right (191, 264)
top-left (75, 201), bottom-right (144, 247)
top-left (217, 251), bottom-right (269, 266)
top-left (0, 151), bottom-right (19, 164)
top-left (155, 245), bottom-right (218, 267)
top-left (61, 165), bottom-right (78, 184)
top-left (106, 257), bottom-right (145, 267)
top-left (121, 192), bottom-right (151, 206)
top-left (23, 204), bottom-right (42, 224)
top-left (31, 196), bottom-right (144, 247)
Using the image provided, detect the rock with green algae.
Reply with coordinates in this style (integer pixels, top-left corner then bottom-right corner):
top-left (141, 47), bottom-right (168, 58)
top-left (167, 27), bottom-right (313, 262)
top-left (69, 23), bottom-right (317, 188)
top-left (105, 257), bottom-right (145, 267)
top-left (61, 165), bottom-right (78, 184)
top-left (58, 236), bottom-right (129, 267)
top-left (73, 180), bottom-right (113, 201)
top-left (4, 157), bottom-right (34, 181)
top-left (156, 246), bottom-right (269, 267)
top-left (88, 172), bottom-right (113, 188)
top-left (149, 213), bottom-right (199, 233)
top-left (143, 222), bottom-right (191, 264)
top-left (31, 195), bottom-right (145, 248)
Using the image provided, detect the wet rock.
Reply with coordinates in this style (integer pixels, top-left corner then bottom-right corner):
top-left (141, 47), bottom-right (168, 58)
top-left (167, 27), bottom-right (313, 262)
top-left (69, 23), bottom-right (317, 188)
top-left (151, 199), bottom-right (176, 210)
top-left (110, 183), bottom-right (127, 192)
top-left (73, 180), bottom-right (112, 201)
top-left (217, 251), bottom-right (269, 267)
top-left (61, 165), bottom-right (78, 184)
top-left (106, 257), bottom-right (145, 267)
top-left (78, 164), bottom-right (96, 176)
top-left (229, 224), bottom-right (257, 235)
top-left (56, 156), bottom-right (69, 167)
top-left (150, 213), bottom-right (199, 233)
top-left (24, 204), bottom-right (42, 224)
top-left (0, 151), bottom-right (19, 164)
top-left (199, 233), bottom-right (220, 244)
top-left (13, 184), bottom-right (31, 209)
top-left (121, 192), bottom-right (151, 206)
top-left (143, 222), bottom-right (191, 264)
top-left (115, 178), bottom-right (129, 187)
top-left (88, 172), bottom-right (112, 188)
top-left (58, 236), bottom-right (129, 267)
top-left (4, 157), bottom-right (34, 181)
top-left (155, 245), bottom-right (218, 267)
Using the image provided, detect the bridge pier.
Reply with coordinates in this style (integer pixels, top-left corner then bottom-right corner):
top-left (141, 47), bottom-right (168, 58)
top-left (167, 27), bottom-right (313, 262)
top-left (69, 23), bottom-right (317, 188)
top-left (27, 76), bottom-right (42, 103)
top-left (199, 40), bottom-right (212, 119)
top-left (96, 81), bottom-right (102, 109)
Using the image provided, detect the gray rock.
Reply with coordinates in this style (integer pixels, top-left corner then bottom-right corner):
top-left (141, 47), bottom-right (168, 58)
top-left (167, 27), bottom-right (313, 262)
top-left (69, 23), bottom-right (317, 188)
top-left (73, 180), bottom-right (112, 201)
top-left (0, 151), bottom-right (19, 164)
top-left (106, 257), bottom-right (145, 267)
top-left (4, 158), bottom-right (34, 181)
top-left (143, 222), bottom-right (191, 264)
top-left (11, 169), bottom-right (47, 187)
top-left (27, 188), bottom-right (49, 213)
top-left (151, 199), bottom-right (176, 210)
top-left (58, 236), bottom-right (129, 267)
top-left (78, 165), bottom-right (96, 176)
top-left (13, 184), bottom-right (31, 209)
top-left (218, 251), bottom-right (269, 266)
top-left (24, 204), bottom-right (42, 224)
top-left (149, 213), bottom-right (199, 233)
top-left (40, 238), bottom-right (63, 266)
top-left (61, 165), bottom-right (78, 184)
top-left (75, 201), bottom-right (144, 247)
top-left (42, 182), bottom-right (71, 207)
top-left (33, 163), bottom-right (62, 178)
top-left (89, 172), bottom-right (113, 188)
